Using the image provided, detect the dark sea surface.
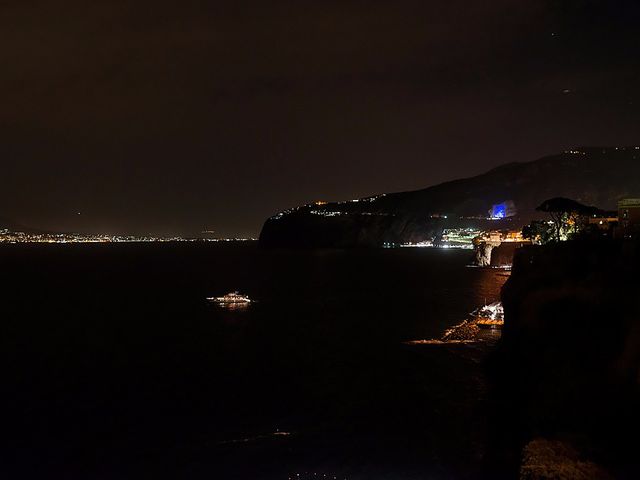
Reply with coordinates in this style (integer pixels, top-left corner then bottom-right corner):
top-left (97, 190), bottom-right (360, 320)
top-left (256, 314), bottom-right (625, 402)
top-left (0, 243), bottom-right (507, 479)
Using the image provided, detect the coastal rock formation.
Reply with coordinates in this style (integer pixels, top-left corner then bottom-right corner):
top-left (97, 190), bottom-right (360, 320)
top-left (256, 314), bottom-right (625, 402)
top-left (260, 147), bottom-right (640, 247)
top-left (474, 243), bottom-right (494, 266)
top-left (487, 241), bottom-right (528, 267)
top-left (489, 240), bottom-right (640, 477)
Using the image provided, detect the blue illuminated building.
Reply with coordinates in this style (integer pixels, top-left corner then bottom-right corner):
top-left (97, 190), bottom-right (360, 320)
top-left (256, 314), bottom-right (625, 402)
top-left (491, 203), bottom-right (506, 218)
top-left (489, 200), bottom-right (516, 219)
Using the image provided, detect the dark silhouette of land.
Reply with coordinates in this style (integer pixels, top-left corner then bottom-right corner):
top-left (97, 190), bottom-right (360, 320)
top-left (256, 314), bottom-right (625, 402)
top-left (260, 147), bottom-right (640, 247)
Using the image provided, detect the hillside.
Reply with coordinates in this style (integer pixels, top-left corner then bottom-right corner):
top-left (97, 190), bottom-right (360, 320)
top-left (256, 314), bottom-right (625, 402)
top-left (0, 217), bottom-right (26, 231)
top-left (259, 147), bottom-right (640, 247)
top-left (0, 217), bottom-right (48, 234)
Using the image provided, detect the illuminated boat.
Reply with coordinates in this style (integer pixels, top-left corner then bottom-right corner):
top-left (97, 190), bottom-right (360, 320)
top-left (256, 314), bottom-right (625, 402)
top-left (207, 291), bottom-right (252, 304)
top-left (472, 301), bottom-right (504, 328)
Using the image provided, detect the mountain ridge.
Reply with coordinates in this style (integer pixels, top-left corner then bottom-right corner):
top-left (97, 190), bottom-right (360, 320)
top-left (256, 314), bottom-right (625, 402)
top-left (259, 146), bottom-right (640, 247)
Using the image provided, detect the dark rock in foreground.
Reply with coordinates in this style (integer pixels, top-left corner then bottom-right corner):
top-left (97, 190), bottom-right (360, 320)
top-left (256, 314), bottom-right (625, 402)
top-left (489, 240), bottom-right (640, 477)
top-left (520, 438), bottom-right (612, 480)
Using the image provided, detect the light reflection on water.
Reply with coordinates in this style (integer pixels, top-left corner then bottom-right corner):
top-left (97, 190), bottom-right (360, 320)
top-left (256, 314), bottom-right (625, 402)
top-left (3, 243), bottom-right (520, 478)
top-left (215, 302), bottom-right (251, 311)
top-left (470, 268), bottom-right (509, 308)
top-left (406, 267), bottom-right (510, 344)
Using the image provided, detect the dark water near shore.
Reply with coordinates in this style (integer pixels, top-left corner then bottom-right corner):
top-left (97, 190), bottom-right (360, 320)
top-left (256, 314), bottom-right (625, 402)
top-left (0, 243), bottom-right (506, 479)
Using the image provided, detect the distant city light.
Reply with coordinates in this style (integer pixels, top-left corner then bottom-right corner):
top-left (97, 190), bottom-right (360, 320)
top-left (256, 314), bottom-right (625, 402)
top-left (0, 229), bottom-right (256, 244)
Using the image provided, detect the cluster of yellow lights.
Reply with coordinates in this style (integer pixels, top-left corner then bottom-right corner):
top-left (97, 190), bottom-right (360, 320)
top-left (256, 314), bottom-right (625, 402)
top-left (0, 230), bottom-right (255, 244)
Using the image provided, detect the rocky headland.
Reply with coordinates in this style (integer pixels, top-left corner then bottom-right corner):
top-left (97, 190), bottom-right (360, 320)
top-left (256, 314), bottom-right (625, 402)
top-left (260, 147), bottom-right (640, 248)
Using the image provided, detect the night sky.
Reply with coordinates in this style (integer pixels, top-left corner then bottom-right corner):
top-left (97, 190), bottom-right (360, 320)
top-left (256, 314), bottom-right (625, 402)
top-left (2, 1), bottom-right (639, 236)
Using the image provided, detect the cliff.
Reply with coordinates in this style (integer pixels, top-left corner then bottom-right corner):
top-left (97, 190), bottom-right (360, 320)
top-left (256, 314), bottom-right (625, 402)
top-left (474, 241), bottom-right (527, 267)
top-left (488, 240), bottom-right (640, 477)
top-left (260, 147), bottom-right (640, 247)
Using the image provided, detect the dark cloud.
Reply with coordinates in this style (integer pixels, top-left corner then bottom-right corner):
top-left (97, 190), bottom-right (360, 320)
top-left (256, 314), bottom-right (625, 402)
top-left (1, 1), bottom-right (639, 235)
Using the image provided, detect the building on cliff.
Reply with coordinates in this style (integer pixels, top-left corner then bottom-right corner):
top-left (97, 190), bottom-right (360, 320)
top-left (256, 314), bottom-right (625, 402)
top-left (617, 198), bottom-right (640, 238)
top-left (588, 214), bottom-right (618, 230)
top-left (472, 230), bottom-right (530, 267)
